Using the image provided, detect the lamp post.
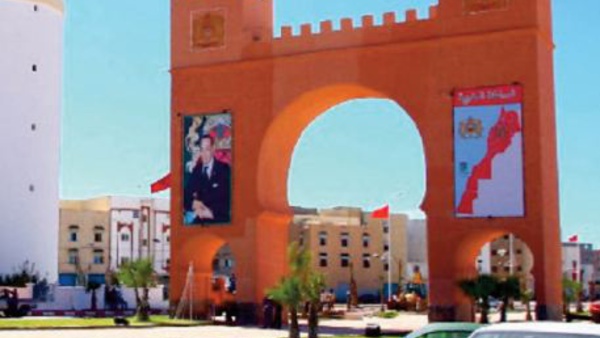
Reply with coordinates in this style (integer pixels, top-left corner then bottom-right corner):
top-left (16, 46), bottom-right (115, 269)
top-left (386, 191), bottom-right (404, 302)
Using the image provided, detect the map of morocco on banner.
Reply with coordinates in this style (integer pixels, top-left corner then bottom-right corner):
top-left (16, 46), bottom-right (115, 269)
top-left (453, 85), bottom-right (525, 218)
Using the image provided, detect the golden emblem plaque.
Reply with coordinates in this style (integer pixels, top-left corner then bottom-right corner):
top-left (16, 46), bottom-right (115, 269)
top-left (191, 10), bottom-right (225, 50)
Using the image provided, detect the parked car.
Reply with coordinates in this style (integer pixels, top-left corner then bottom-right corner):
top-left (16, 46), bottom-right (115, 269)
top-left (405, 322), bottom-right (483, 338)
top-left (468, 322), bottom-right (600, 338)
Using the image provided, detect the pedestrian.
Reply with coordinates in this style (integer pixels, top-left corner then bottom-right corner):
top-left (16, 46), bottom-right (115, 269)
top-left (262, 297), bottom-right (273, 329)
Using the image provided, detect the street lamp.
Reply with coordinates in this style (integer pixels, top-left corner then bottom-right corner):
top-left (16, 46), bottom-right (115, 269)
top-left (373, 251), bottom-right (403, 303)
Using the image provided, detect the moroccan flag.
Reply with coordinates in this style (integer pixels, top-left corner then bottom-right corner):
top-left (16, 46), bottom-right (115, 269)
top-left (151, 173), bottom-right (171, 193)
top-left (371, 205), bottom-right (389, 219)
top-left (568, 234), bottom-right (578, 243)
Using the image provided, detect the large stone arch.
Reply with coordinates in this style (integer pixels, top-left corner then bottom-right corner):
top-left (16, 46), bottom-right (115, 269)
top-left (170, 0), bottom-right (562, 322)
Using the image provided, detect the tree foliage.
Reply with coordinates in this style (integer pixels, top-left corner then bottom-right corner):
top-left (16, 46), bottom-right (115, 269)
top-left (494, 276), bottom-right (521, 322)
top-left (268, 242), bottom-right (326, 338)
top-left (562, 277), bottom-right (582, 314)
top-left (117, 258), bottom-right (156, 322)
top-left (458, 274), bottom-right (499, 324)
top-left (0, 261), bottom-right (42, 287)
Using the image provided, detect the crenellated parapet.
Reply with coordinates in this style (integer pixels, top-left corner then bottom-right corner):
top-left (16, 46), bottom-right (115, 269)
top-left (171, 0), bottom-right (553, 68)
top-left (279, 6), bottom-right (437, 39)
top-left (270, 6), bottom-right (439, 56)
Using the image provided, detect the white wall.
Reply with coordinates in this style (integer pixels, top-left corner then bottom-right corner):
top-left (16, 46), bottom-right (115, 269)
top-left (0, 0), bottom-right (63, 281)
top-left (37, 285), bottom-right (169, 311)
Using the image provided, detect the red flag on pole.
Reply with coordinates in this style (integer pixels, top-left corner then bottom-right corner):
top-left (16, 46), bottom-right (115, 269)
top-left (371, 205), bottom-right (389, 219)
top-left (150, 173), bottom-right (171, 193)
top-left (568, 234), bottom-right (578, 243)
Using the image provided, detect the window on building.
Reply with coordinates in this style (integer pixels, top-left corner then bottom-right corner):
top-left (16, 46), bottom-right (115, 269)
top-left (384, 263), bottom-right (389, 271)
top-left (383, 243), bottom-right (389, 252)
top-left (120, 257), bottom-right (130, 266)
top-left (362, 254), bottom-right (371, 269)
top-left (491, 249), bottom-right (497, 256)
top-left (504, 266), bottom-right (510, 273)
top-left (319, 253), bottom-right (328, 267)
top-left (319, 231), bottom-right (327, 246)
top-left (517, 266), bottom-right (523, 272)
top-left (383, 225), bottom-right (389, 234)
top-left (166, 235), bottom-right (170, 243)
top-left (121, 233), bottom-right (130, 242)
top-left (94, 226), bottom-right (104, 243)
top-left (516, 249), bottom-right (522, 255)
top-left (142, 239), bottom-right (148, 247)
top-left (68, 249), bottom-right (79, 265)
top-left (491, 266), bottom-right (498, 273)
top-left (340, 232), bottom-right (349, 247)
top-left (362, 233), bottom-right (370, 248)
top-left (298, 233), bottom-right (304, 247)
top-left (68, 225), bottom-right (79, 242)
top-left (93, 250), bottom-right (104, 264)
top-left (340, 253), bottom-right (350, 268)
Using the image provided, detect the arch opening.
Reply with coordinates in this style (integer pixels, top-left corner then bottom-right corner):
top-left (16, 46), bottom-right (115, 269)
top-left (278, 93), bottom-right (428, 308)
top-left (287, 98), bottom-right (426, 216)
top-left (467, 232), bottom-right (536, 323)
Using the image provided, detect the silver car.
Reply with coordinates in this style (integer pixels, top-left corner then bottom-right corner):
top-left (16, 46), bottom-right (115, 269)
top-left (468, 322), bottom-right (600, 338)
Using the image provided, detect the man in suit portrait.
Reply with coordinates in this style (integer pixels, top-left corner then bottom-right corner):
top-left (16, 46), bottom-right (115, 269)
top-left (184, 134), bottom-right (231, 225)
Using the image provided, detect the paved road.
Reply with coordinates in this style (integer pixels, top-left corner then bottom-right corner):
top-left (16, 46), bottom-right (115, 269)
top-left (0, 313), bottom-right (427, 338)
top-left (0, 326), bottom-right (288, 338)
top-left (0, 310), bottom-right (540, 338)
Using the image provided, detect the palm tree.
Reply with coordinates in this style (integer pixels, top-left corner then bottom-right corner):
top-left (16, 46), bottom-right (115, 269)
top-left (520, 289), bottom-right (534, 321)
top-left (268, 275), bottom-right (303, 338)
top-left (562, 277), bottom-right (582, 316)
top-left (494, 276), bottom-right (521, 322)
top-left (117, 258), bottom-right (156, 322)
top-left (268, 242), bottom-right (325, 338)
top-left (305, 272), bottom-right (326, 338)
top-left (458, 274), bottom-right (498, 324)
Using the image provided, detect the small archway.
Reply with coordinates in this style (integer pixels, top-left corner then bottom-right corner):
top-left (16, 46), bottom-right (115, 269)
top-left (452, 231), bottom-right (536, 322)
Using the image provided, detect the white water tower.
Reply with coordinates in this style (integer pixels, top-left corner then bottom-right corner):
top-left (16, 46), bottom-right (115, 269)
top-left (0, 0), bottom-right (64, 281)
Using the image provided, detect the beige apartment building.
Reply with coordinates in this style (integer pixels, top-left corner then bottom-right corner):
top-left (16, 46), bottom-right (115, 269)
top-left (291, 207), bottom-right (408, 300)
top-left (59, 196), bottom-right (170, 286)
top-left (59, 199), bottom-right (111, 286)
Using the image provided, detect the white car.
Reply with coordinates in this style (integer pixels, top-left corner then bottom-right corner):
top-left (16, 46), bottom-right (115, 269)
top-left (468, 322), bottom-right (600, 338)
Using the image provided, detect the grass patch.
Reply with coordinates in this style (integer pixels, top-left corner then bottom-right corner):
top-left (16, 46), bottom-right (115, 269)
top-left (144, 315), bottom-right (208, 326)
top-left (0, 315), bottom-right (208, 329)
top-left (0, 318), bottom-right (139, 329)
top-left (375, 310), bottom-right (399, 319)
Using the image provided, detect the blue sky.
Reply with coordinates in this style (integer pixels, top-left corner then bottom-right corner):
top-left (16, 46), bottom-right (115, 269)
top-left (61, 1), bottom-right (600, 245)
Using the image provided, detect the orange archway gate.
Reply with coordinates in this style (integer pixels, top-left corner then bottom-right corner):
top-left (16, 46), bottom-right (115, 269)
top-left (170, 0), bottom-right (562, 321)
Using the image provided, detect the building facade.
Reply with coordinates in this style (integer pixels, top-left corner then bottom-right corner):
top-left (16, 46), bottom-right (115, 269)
top-left (562, 242), bottom-right (595, 297)
top-left (291, 207), bottom-right (408, 300)
top-left (477, 234), bottom-right (535, 291)
top-left (58, 196), bottom-right (170, 286)
top-left (0, 0), bottom-right (64, 280)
